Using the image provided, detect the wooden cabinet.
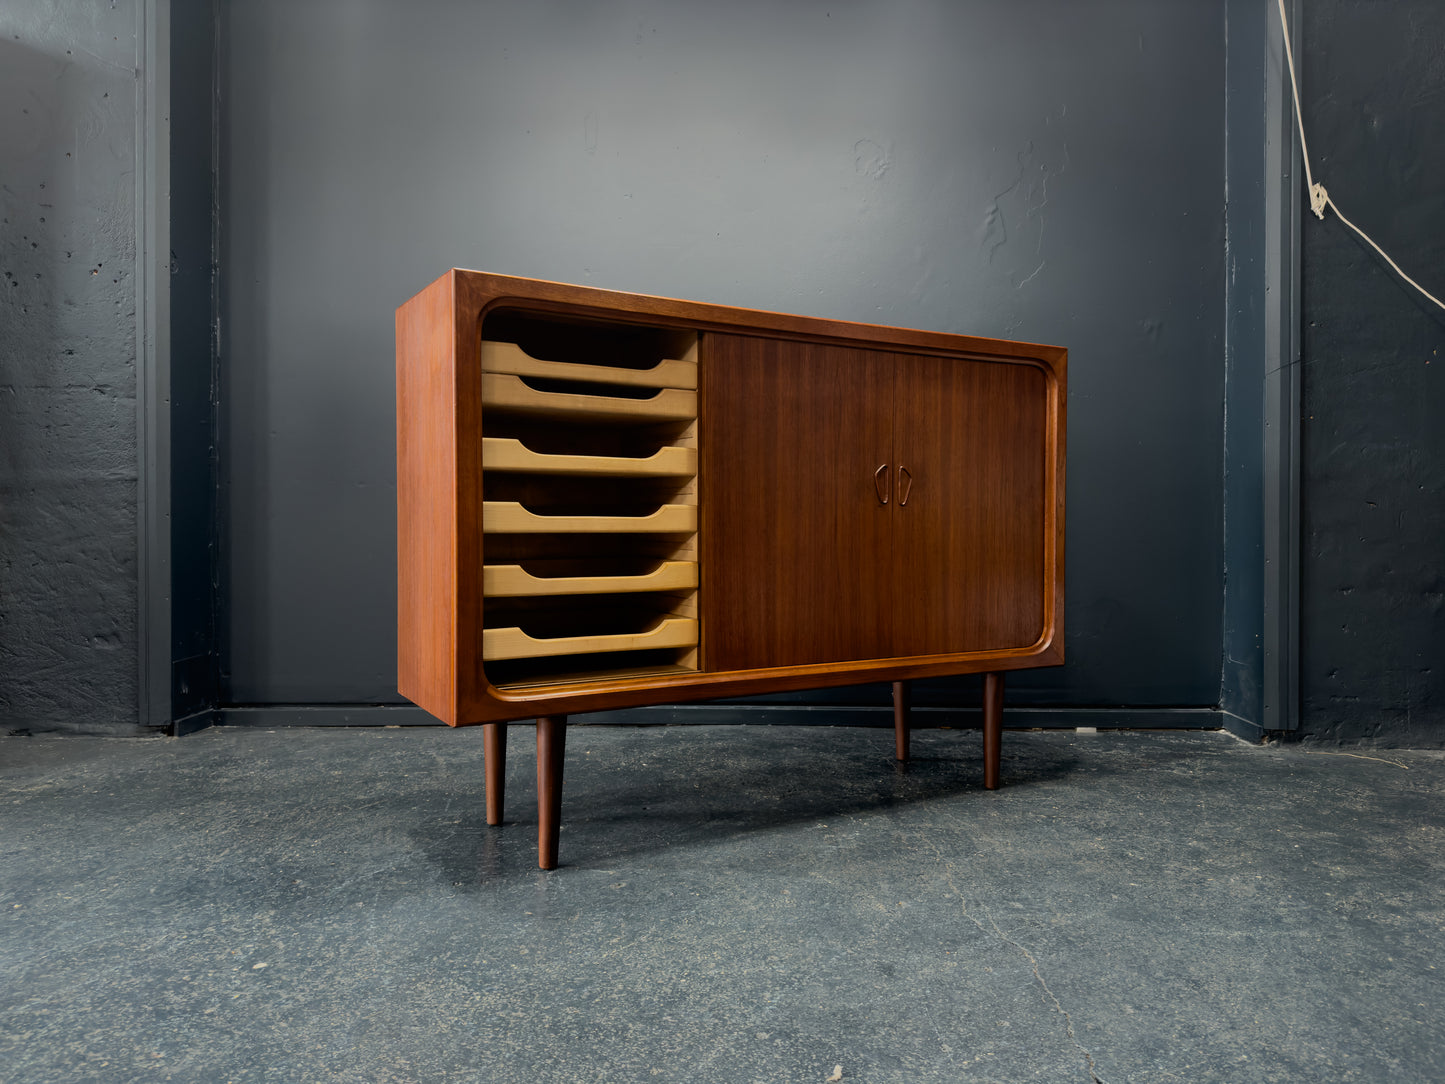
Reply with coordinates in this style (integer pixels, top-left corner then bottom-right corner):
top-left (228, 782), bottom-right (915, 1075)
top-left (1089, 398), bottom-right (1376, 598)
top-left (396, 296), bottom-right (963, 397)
top-left (397, 270), bottom-right (1065, 868)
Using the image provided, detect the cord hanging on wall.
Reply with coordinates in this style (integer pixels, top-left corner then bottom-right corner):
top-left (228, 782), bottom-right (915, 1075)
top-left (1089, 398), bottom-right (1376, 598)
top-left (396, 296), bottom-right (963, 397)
top-left (1276, 0), bottom-right (1445, 313)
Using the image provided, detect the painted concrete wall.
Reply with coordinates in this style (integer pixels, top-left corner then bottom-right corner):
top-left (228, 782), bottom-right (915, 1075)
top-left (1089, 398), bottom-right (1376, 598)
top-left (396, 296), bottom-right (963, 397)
top-left (169, 0), bottom-right (220, 722)
top-left (220, 0), bottom-right (1228, 713)
top-left (1220, 0), bottom-right (1267, 726)
top-left (0, 3), bottom-right (140, 734)
top-left (1299, 0), bottom-right (1445, 745)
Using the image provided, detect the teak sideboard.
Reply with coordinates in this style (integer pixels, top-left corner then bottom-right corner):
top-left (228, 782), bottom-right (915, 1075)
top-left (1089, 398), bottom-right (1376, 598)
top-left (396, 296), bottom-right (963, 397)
top-left (397, 270), bottom-right (1066, 868)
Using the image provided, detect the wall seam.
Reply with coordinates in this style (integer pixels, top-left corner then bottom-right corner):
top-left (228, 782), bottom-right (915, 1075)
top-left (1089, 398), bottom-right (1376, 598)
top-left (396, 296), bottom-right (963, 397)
top-left (137, 0), bottom-right (172, 732)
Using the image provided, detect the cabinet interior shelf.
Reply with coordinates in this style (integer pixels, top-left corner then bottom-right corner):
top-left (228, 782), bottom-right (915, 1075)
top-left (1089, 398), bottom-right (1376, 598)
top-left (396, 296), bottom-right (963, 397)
top-left (493, 662), bottom-right (698, 691)
top-left (482, 437), bottom-right (696, 477)
top-left (483, 560), bottom-right (697, 598)
top-left (481, 341), bottom-right (696, 390)
top-left (482, 372), bottom-right (697, 423)
top-left (482, 501), bottom-right (697, 534)
top-left (482, 617), bottom-right (699, 662)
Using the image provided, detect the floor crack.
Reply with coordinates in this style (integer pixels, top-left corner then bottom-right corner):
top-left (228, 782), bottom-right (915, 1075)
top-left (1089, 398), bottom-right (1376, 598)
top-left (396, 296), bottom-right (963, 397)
top-left (975, 903), bottom-right (1106, 1084)
top-left (924, 837), bottom-right (1107, 1084)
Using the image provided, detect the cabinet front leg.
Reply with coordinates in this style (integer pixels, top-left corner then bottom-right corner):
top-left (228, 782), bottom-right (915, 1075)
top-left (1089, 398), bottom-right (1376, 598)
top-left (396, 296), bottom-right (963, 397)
top-left (982, 672), bottom-right (1004, 790)
top-left (892, 680), bottom-right (911, 761)
top-left (536, 716), bottom-right (567, 870)
top-left (483, 722), bottom-right (508, 825)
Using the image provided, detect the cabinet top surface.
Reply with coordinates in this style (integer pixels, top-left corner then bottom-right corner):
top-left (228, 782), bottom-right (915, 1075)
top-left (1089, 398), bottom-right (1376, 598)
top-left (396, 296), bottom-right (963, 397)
top-left (420, 268), bottom-right (1067, 373)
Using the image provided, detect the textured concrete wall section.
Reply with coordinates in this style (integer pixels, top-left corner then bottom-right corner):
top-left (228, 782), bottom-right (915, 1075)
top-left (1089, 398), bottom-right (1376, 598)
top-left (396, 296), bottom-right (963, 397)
top-left (0, 4), bottom-right (141, 734)
top-left (1300, 0), bottom-right (1445, 745)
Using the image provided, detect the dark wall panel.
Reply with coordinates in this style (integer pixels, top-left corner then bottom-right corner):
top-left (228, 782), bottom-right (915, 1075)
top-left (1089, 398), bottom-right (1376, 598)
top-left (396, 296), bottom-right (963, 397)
top-left (0, 3), bottom-right (140, 734)
top-left (171, 0), bottom-right (220, 719)
top-left (220, 0), bottom-right (1227, 709)
top-left (1219, 0), bottom-right (1267, 725)
top-left (1299, 0), bottom-right (1445, 745)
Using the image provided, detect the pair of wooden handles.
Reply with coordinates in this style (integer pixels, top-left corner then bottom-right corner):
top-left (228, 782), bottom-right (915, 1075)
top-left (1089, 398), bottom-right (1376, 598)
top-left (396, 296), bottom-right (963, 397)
top-left (873, 464), bottom-right (914, 506)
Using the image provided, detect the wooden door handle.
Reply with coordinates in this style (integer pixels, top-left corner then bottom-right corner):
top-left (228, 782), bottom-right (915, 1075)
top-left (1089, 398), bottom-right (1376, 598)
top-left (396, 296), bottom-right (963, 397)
top-left (874, 463), bottom-right (890, 504)
top-left (897, 465), bottom-right (913, 506)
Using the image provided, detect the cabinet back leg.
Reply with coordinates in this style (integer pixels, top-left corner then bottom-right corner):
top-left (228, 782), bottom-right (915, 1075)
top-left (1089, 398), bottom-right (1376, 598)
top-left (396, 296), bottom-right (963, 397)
top-left (892, 680), bottom-right (911, 761)
top-left (982, 672), bottom-right (1004, 789)
top-left (536, 716), bottom-right (567, 869)
top-left (483, 722), bottom-right (508, 825)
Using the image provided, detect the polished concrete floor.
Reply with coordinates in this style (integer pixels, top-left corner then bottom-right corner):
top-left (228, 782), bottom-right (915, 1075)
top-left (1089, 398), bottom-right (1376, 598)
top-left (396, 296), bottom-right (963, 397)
top-left (2, 724), bottom-right (1442, 1083)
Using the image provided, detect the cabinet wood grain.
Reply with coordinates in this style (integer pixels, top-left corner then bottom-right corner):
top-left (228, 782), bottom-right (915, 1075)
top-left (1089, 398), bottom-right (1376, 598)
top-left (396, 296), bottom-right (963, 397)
top-left (701, 335), bottom-right (895, 670)
top-left (891, 355), bottom-right (1049, 657)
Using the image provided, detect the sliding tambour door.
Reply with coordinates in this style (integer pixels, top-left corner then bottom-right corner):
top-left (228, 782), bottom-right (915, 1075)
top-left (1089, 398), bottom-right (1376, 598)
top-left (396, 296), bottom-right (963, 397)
top-left (889, 355), bottom-right (1048, 658)
top-left (702, 335), bottom-right (894, 671)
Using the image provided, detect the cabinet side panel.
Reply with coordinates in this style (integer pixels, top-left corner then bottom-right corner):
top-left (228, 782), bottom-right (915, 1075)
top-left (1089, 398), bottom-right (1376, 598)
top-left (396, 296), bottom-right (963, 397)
top-left (396, 274), bottom-right (460, 723)
top-left (892, 357), bottom-right (1049, 655)
top-left (701, 335), bottom-right (894, 670)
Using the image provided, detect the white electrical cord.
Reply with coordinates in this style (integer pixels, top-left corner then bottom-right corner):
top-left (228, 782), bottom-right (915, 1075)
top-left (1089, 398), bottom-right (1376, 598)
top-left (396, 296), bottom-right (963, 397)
top-left (1276, 0), bottom-right (1445, 313)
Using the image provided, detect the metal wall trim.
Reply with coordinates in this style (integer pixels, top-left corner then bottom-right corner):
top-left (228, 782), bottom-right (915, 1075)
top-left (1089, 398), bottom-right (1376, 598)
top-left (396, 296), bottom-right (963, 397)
top-left (137, 0), bottom-right (172, 732)
top-left (1263, 0), bottom-right (1303, 733)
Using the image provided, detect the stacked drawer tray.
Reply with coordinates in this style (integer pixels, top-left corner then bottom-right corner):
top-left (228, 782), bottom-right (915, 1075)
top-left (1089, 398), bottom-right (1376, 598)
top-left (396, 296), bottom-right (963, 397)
top-left (478, 325), bottom-right (700, 687)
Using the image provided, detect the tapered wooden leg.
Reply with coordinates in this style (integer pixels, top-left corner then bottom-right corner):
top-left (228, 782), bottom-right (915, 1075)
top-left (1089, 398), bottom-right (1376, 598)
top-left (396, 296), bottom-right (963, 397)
top-left (892, 680), bottom-right (911, 761)
top-left (982, 672), bottom-right (1004, 790)
top-left (536, 715), bottom-right (567, 870)
top-left (483, 722), bottom-right (507, 826)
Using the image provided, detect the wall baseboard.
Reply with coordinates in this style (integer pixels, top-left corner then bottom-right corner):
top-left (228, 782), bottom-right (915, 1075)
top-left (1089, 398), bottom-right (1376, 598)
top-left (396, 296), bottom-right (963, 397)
top-left (211, 705), bottom-right (438, 730)
top-left (172, 709), bottom-right (219, 737)
top-left (203, 703), bottom-right (1225, 733)
top-left (5, 722), bottom-right (167, 738)
top-left (585, 705), bottom-right (1223, 729)
top-left (1218, 710), bottom-right (1268, 743)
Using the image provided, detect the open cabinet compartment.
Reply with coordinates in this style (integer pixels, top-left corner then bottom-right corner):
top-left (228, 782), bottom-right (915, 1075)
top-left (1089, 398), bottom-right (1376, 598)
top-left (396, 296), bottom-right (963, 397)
top-left (478, 309), bottom-right (701, 689)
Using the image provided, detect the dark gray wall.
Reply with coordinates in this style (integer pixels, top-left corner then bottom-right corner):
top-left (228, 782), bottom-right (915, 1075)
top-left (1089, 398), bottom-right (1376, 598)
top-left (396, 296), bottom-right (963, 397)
top-left (1299, 0), bottom-right (1445, 745)
top-left (170, 0), bottom-right (220, 721)
top-left (0, 3), bottom-right (141, 734)
top-left (1219, 0), bottom-right (1267, 726)
top-left (219, 0), bottom-right (1229, 713)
